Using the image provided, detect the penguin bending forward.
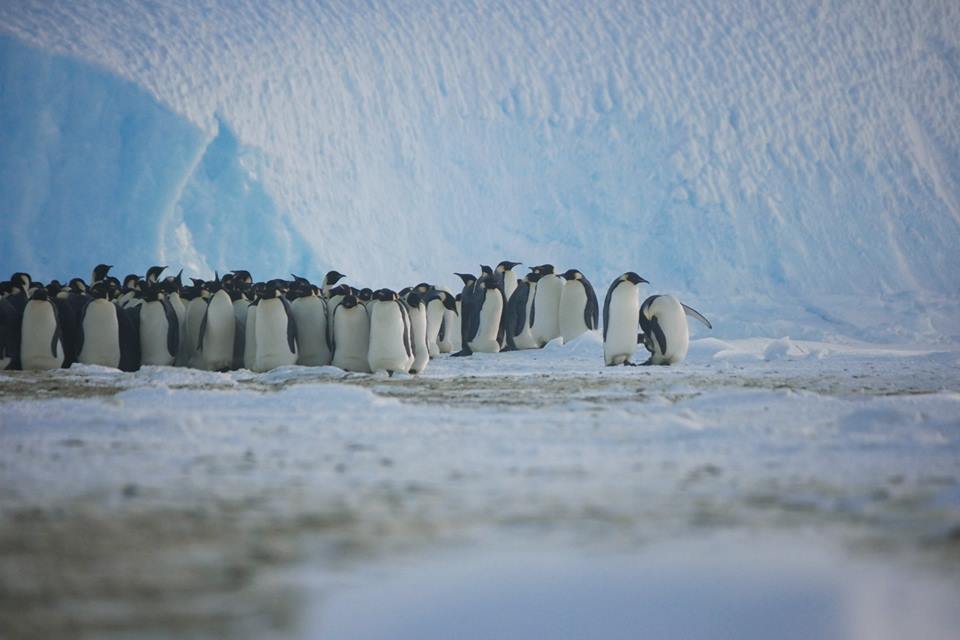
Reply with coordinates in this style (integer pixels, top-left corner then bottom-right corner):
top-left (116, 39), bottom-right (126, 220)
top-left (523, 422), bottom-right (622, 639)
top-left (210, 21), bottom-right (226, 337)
top-left (638, 295), bottom-right (712, 365)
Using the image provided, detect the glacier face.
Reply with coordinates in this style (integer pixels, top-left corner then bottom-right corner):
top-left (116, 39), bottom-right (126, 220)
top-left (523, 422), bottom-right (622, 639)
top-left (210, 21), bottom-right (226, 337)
top-left (1, 1), bottom-right (959, 339)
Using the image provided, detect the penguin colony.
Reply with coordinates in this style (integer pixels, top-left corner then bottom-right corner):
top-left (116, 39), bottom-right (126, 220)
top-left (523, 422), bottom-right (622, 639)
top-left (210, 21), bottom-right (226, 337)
top-left (0, 263), bottom-right (710, 374)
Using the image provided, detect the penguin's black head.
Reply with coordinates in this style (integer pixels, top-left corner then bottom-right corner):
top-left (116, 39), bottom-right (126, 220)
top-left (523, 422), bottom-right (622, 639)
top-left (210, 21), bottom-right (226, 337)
top-left (68, 277), bottom-right (87, 294)
top-left (30, 288), bottom-right (49, 301)
top-left (145, 265), bottom-right (167, 283)
top-left (232, 270), bottom-right (253, 285)
top-left (482, 278), bottom-right (500, 290)
top-left (454, 273), bottom-right (476, 286)
top-left (440, 292), bottom-right (458, 313)
top-left (399, 286), bottom-right (413, 297)
top-left (161, 276), bottom-right (180, 295)
top-left (123, 274), bottom-right (140, 290)
top-left (415, 282), bottom-right (432, 293)
top-left (290, 273), bottom-right (311, 286)
top-left (325, 270), bottom-right (346, 286)
top-left (329, 284), bottom-right (351, 298)
top-left (358, 288), bottom-right (373, 302)
top-left (527, 272), bottom-right (544, 284)
top-left (537, 264), bottom-right (555, 275)
top-left (340, 294), bottom-right (359, 309)
top-left (90, 282), bottom-right (109, 299)
top-left (140, 283), bottom-right (162, 302)
top-left (46, 282), bottom-right (63, 296)
top-left (92, 264), bottom-right (112, 282)
top-left (480, 265), bottom-right (494, 276)
top-left (497, 260), bottom-right (521, 271)
top-left (373, 288), bottom-right (396, 302)
top-left (623, 272), bottom-right (649, 285)
top-left (11, 273), bottom-right (31, 289)
top-left (405, 291), bottom-right (423, 307)
top-left (562, 269), bottom-right (583, 281)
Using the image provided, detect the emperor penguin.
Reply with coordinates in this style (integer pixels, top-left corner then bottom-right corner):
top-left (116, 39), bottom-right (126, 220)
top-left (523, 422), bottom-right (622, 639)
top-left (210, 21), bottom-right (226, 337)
top-left (331, 295), bottom-right (371, 373)
top-left (291, 281), bottom-right (331, 366)
top-left (602, 272), bottom-right (649, 366)
top-left (117, 274), bottom-right (140, 308)
top-left (404, 291), bottom-right (429, 374)
top-left (76, 282), bottom-right (121, 368)
top-left (322, 270), bottom-right (347, 299)
top-left (558, 269), bottom-right (599, 343)
top-left (253, 281), bottom-right (298, 372)
top-left (638, 295), bottom-right (712, 365)
top-left (530, 265), bottom-right (564, 347)
top-left (91, 264), bottom-right (112, 285)
top-left (162, 272), bottom-right (188, 364)
top-left (19, 288), bottom-right (64, 370)
top-left (452, 272), bottom-right (479, 356)
top-left (228, 281), bottom-right (250, 369)
top-left (135, 283), bottom-right (179, 367)
top-left (0, 297), bottom-right (21, 370)
top-left (504, 272), bottom-right (541, 350)
top-left (367, 289), bottom-right (413, 376)
top-left (195, 276), bottom-right (236, 371)
top-left (145, 265), bottom-right (166, 285)
top-left (180, 279), bottom-right (209, 366)
top-left (424, 289), bottom-right (457, 358)
top-left (468, 276), bottom-right (505, 354)
top-left (494, 261), bottom-right (522, 308)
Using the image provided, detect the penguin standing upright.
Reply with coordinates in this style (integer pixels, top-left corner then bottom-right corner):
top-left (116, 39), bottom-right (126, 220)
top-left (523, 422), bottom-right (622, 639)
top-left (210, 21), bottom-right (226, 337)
top-left (162, 272), bottom-right (188, 366)
top-left (530, 265), bottom-right (564, 347)
top-left (404, 291), bottom-right (429, 374)
top-left (19, 289), bottom-right (64, 370)
top-left (494, 261), bottom-right (522, 308)
top-left (228, 280), bottom-right (250, 369)
top-left (504, 273), bottom-right (541, 350)
top-left (424, 290), bottom-right (457, 358)
top-left (331, 295), bottom-right (371, 373)
top-left (291, 280), bottom-right (331, 367)
top-left (76, 282), bottom-right (120, 368)
top-left (453, 273), bottom-right (480, 356)
top-left (253, 281), bottom-right (298, 372)
top-left (134, 283), bottom-right (179, 367)
top-left (558, 269), bottom-right (599, 343)
top-left (602, 272), bottom-right (649, 366)
top-left (0, 296), bottom-right (21, 370)
top-left (180, 279), bottom-right (209, 366)
top-left (468, 275), bottom-right (505, 354)
top-left (638, 295), bottom-right (712, 365)
top-left (367, 289), bottom-right (412, 376)
top-left (195, 276), bottom-right (235, 371)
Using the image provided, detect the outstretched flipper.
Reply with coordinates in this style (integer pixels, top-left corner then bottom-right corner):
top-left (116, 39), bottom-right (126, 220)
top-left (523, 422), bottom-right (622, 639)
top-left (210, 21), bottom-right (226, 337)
top-left (681, 303), bottom-right (712, 329)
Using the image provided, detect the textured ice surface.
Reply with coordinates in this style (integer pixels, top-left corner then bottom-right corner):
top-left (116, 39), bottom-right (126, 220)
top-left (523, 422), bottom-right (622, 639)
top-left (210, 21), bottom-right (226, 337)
top-left (1, 1), bottom-right (959, 343)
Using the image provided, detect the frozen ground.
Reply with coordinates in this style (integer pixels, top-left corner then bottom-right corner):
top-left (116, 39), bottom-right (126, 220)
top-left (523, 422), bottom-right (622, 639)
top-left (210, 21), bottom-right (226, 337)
top-left (1, 334), bottom-right (958, 639)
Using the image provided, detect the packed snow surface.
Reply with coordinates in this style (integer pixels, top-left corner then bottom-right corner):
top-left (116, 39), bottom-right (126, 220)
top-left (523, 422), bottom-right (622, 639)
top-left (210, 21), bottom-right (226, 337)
top-left (1, 337), bottom-right (959, 638)
top-left (2, 1), bottom-right (959, 344)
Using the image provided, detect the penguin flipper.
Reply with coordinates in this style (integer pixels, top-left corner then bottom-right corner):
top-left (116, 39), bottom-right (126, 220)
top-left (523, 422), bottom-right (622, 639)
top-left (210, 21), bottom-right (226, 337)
top-left (281, 296), bottom-right (298, 354)
top-left (198, 305), bottom-right (209, 352)
top-left (161, 297), bottom-right (180, 359)
top-left (601, 279), bottom-right (617, 341)
top-left (117, 304), bottom-right (141, 372)
top-left (76, 298), bottom-right (92, 357)
top-left (681, 303), bottom-right (712, 329)
top-left (650, 317), bottom-right (667, 356)
top-left (49, 300), bottom-right (64, 361)
top-left (582, 277), bottom-right (599, 330)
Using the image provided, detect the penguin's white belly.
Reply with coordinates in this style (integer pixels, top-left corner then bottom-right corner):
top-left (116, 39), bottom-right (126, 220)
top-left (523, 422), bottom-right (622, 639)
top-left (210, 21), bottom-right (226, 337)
top-left (446, 305), bottom-right (461, 352)
top-left (332, 307), bottom-right (370, 373)
top-left (232, 299), bottom-right (249, 369)
top-left (243, 305), bottom-right (258, 370)
top-left (196, 292), bottom-right (235, 371)
top-left (368, 303), bottom-right (410, 374)
top-left (531, 275), bottom-right (562, 346)
top-left (140, 302), bottom-right (174, 366)
top-left (254, 299), bottom-right (297, 372)
top-left (20, 301), bottom-right (64, 370)
top-left (292, 297), bottom-right (331, 366)
top-left (408, 305), bottom-right (429, 373)
top-left (503, 272), bottom-right (518, 306)
top-left (425, 302), bottom-right (444, 358)
top-left (469, 290), bottom-right (502, 353)
top-left (78, 300), bottom-right (120, 368)
top-left (603, 285), bottom-right (639, 366)
top-left (181, 299), bottom-right (206, 366)
top-left (559, 282), bottom-right (590, 343)
top-left (647, 295), bottom-right (689, 365)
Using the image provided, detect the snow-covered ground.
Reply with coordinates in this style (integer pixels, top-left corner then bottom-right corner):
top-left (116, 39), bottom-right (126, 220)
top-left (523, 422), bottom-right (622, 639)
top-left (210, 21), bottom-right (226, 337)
top-left (1, 336), bottom-right (958, 638)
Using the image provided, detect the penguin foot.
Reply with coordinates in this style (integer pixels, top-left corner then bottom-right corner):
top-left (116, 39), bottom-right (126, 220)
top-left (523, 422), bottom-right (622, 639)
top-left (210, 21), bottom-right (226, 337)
top-left (451, 349), bottom-right (473, 358)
